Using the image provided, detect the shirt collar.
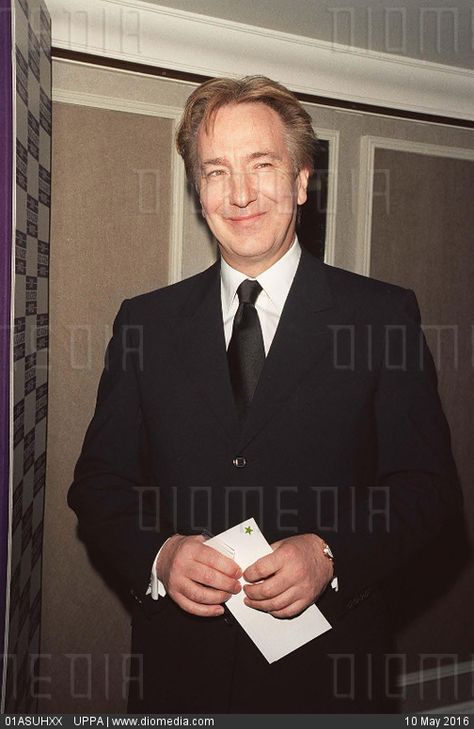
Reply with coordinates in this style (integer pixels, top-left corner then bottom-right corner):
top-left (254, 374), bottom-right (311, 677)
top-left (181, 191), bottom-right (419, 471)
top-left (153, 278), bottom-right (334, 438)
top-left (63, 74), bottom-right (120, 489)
top-left (221, 237), bottom-right (302, 315)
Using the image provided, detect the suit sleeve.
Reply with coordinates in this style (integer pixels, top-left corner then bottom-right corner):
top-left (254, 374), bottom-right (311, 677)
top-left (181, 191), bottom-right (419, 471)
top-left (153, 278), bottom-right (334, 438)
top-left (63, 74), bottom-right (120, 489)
top-left (68, 300), bottom-right (174, 598)
top-left (319, 289), bottom-right (462, 612)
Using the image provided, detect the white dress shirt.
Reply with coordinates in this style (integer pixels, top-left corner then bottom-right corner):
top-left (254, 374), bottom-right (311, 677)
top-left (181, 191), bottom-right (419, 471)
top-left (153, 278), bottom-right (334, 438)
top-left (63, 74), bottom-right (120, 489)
top-left (148, 238), bottom-right (337, 598)
top-left (221, 236), bottom-right (301, 354)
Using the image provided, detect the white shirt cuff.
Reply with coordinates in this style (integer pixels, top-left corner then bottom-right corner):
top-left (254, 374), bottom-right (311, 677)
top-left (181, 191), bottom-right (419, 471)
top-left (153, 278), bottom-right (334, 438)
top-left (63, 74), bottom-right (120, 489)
top-left (146, 538), bottom-right (170, 600)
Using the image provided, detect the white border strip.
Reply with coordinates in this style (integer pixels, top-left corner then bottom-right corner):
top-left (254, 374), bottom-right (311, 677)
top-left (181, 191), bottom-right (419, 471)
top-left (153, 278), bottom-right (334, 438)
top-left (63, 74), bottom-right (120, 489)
top-left (356, 136), bottom-right (474, 276)
top-left (47, 0), bottom-right (474, 122)
top-left (398, 659), bottom-right (474, 688)
top-left (52, 88), bottom-right (185, 283)
top-left (427, 699), bottom-right (474, 714)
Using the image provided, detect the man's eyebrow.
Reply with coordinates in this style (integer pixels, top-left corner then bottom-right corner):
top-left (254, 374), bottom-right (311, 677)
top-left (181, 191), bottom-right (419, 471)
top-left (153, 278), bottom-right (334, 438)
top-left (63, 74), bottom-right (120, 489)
top-left (201, 151), bottom-right (282, 168)
top-left (247, 150), bottom-right (282, 161)
top-left (201, 157), bottom-right (227, 167)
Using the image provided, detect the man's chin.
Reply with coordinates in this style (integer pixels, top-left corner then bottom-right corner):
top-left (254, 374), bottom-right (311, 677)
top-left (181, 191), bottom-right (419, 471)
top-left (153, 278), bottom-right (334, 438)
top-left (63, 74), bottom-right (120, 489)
top-left (222, 243), bottom-right (274, 264)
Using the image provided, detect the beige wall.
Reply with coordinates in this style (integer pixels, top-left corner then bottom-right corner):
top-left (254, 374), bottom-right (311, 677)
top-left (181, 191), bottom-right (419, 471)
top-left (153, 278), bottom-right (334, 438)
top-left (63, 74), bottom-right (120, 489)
top-left (43, 101), bottom-right (171, 712)
top-left (43, 59), bottom-right (474, 712)
top-left (370, 150), bottom-right (474, 710)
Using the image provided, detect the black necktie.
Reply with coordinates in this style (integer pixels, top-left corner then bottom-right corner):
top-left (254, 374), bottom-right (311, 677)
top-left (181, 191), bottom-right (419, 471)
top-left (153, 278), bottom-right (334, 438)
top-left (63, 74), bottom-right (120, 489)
top-left (227, 279), bottom-right (265, 420)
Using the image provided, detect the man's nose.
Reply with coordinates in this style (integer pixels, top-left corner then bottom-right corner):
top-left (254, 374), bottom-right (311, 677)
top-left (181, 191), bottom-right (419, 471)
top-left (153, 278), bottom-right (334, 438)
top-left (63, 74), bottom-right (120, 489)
top-left (228, 171), bottom-right (257, 207)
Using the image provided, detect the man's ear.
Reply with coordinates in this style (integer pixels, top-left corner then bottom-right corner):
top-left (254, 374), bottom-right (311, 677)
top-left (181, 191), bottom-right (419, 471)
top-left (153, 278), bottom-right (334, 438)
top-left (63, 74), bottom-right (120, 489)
top-left (297, 167), bottom-right (311, 206)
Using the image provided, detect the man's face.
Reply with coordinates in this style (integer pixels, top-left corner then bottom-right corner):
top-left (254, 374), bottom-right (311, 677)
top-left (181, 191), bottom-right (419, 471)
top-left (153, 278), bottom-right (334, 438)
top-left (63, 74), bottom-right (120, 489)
top-left (197, 102), bottom-right (310, 275)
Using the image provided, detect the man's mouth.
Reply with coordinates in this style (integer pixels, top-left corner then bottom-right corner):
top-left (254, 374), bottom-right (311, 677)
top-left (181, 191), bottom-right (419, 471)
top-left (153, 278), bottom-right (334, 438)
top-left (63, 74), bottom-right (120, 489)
top-left (226, 212), bottom-right (266, 224)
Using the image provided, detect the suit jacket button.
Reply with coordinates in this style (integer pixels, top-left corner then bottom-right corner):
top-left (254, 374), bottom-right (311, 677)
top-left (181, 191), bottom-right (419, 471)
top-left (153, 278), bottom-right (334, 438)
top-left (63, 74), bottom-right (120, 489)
top-left (232, 457), bottom-right (247, 468)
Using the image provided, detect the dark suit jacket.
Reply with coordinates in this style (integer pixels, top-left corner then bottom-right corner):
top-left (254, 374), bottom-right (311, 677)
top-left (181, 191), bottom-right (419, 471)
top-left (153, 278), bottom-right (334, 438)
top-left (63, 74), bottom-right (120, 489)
top-left (69, 250), bottom-right (461, 712)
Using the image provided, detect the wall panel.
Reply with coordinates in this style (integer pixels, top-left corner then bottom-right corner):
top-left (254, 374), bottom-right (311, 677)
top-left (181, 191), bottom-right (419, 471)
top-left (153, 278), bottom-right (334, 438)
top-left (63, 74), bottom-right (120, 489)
top-left (42, 103), bottom-right (172, 712)
top-left (370, 148), bottom-right (474, 711)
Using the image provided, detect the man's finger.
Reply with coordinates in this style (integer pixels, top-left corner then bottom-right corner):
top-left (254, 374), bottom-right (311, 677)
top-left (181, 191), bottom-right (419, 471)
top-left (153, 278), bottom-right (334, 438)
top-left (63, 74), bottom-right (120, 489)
top-left (175, 592), bottom-right (225, 617)
top-left (181, 577), bottom-right (233, 605)
top-left (269, 539), bottom-right (285, 550)
top-left (243, 573), bottom-right (288, 601)
top-left (188, 563), bottom-right (241, 594)
top-left (243, 550), bottom-right (280, 582)
top-left (270, 599), bottom-right (309, 619)
top-left (196, 544), bottom-right (242, 578)
top-left (243, 587), bottom-right (296, 614)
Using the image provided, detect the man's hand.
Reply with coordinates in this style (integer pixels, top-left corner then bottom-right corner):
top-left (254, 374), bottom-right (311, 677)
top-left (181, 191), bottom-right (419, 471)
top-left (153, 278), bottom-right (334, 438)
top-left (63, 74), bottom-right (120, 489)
top-left (242, 534), bottom-right (333, 618)
top-left (156, 534), bottom-right (242, 617)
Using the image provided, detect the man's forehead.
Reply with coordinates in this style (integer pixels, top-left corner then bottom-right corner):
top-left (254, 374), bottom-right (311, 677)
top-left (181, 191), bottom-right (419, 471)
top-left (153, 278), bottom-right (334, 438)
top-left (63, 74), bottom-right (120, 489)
top-left (201, 101), bottom-right (282, 131)
top-left (196, 102), bottom-right (287, 157)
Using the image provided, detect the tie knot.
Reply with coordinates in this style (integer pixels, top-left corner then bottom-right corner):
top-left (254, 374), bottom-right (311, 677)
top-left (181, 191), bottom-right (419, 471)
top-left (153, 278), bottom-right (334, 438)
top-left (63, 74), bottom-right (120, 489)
top-left (237, 279), bottom-right (262, 306)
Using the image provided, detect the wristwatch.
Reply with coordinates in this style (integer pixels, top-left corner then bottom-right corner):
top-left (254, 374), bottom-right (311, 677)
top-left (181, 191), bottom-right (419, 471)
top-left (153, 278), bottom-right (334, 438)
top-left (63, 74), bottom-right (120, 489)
top-left (322, 542), bottom-right (334, 559)
top-left (322, 541), bottom-right (338, 590)
top-left (322, 542), bottom-right (335, 572)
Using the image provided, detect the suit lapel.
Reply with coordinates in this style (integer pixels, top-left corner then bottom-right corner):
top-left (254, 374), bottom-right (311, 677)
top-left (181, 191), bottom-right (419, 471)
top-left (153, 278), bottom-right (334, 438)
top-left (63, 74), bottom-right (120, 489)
top-left (237, 250), bottom-right (336, 452)
top-left (170, 260), bottom-right (240, 442)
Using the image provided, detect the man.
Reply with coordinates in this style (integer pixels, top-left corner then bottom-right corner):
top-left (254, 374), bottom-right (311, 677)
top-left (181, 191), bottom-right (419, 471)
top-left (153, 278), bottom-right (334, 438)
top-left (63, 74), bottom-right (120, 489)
top-left (69, 76), bottom-right (461, 713)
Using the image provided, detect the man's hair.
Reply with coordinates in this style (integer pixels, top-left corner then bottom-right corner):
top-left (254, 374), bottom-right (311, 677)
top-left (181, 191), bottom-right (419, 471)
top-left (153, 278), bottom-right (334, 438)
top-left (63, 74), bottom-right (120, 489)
top-left (176, 75), bottom-right (318, 189)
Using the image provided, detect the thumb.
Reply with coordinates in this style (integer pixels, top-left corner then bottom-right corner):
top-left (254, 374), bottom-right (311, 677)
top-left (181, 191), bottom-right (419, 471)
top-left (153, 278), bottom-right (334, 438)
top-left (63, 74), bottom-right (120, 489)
top-left (269, 539), bottom-right (285, 551)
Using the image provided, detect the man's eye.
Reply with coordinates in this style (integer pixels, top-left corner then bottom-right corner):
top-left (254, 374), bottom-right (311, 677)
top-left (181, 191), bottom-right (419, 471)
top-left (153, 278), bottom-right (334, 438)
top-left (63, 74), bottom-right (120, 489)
top-left (256, 162), bottom-right (272, 169)
top-left (207, 169), bottom-right (225, 178)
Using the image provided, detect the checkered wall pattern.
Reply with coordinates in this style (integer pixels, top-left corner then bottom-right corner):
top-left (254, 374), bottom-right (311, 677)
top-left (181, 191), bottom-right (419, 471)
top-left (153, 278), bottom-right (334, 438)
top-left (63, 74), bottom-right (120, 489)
top-left (5, 0), bottom-right (51, 713)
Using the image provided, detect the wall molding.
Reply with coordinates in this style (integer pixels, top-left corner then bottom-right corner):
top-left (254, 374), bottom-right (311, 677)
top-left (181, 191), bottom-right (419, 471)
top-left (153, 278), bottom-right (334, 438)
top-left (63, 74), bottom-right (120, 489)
top-left (315, 128), bottom-right (339, 267)
top-left (356, 135), bottom-right (474, 276)
top-left (47, 0), bottom-right (474, 123)
top-left (52, 86), bottom-right (185, 283)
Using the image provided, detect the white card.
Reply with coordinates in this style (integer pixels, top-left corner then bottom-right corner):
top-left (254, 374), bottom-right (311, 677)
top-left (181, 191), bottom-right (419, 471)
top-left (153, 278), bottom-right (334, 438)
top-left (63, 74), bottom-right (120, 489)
top-left (204, 518), bottom-right (332, 663)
